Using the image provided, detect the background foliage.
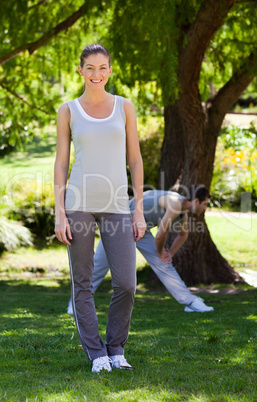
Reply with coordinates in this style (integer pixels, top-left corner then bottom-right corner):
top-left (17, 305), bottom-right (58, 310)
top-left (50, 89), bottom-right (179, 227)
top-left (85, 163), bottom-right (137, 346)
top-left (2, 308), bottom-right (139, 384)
top-left (1, 0), bottom-right (257, 259)
top-left (0, 0), bottom-right (110, 154)
top-left (1, 0), bottom-right (257, 152)
top-left (211, 123), bottom-right (257, 210)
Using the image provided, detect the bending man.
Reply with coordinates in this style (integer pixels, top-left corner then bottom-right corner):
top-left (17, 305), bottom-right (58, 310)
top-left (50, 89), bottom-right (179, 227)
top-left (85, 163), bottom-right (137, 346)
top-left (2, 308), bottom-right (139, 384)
top-left (68, 186), bottom-right (214, 314)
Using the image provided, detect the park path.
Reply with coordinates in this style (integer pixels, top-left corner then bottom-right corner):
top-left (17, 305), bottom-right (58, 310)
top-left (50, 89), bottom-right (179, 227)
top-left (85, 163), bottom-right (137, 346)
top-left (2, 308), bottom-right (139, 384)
top-left (238, 269), bottom-right (257, 287)
top-left (224, 111), bottom-right (257, 128)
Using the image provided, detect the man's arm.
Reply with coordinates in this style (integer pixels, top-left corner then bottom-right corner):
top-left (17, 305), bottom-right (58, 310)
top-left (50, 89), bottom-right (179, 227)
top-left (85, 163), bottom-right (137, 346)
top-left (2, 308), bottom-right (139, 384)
top-left (169, 214), bottom-right (188, 258)
top-left (155, 195), bottom-right (182, 257)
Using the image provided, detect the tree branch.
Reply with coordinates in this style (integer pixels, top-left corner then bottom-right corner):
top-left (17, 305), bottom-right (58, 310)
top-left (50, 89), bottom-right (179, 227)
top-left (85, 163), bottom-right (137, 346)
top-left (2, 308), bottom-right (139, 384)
top-left (207, 50), bottom-right (257, 128)
top-left (235, 0), bottom-right (257, 3)
top-left (28, 0), bottom-right (50, 10)
top-left (225, 38), bottom-right (256, 46)
top-left (0, 3), bottom-right (87, 65)
top-left (0, 81), bottom-right (50, 114)
top-left (179, 0), bottom-right (236, 87)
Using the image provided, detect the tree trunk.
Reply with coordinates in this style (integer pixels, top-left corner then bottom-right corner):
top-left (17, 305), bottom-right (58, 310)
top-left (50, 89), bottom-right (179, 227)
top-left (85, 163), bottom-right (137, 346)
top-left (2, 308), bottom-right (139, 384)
top-left (169, 215), bottom-right (243, 286)
top-left (159, 102), bottom-right (244, 285)
top-left (158, 103), bottom-right (184, 189)
top-left (158, 0), bottom-right (256, 285)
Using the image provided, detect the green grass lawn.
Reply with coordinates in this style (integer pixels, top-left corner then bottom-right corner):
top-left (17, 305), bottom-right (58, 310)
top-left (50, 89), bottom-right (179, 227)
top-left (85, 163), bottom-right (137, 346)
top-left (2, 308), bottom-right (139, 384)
top-left (0, 130), bottom-right (57, 181)
top-left (205, 215), bottom-right (257, 267)
top-left (0, 277), bottom-right (256, 401)
top-left (0, 218), bottom-right (256, 401)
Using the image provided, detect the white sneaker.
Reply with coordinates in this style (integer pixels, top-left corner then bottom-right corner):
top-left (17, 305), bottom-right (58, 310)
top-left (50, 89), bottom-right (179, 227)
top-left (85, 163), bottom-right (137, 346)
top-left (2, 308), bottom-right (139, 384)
top-left (92, 356), bottom-right (112, 373)
top-left (67, 300), bottom-right (73, 315)
top-left (109, 355), bottom-right (133, 369)
top-left (184, 298), bottom-right (214, 313)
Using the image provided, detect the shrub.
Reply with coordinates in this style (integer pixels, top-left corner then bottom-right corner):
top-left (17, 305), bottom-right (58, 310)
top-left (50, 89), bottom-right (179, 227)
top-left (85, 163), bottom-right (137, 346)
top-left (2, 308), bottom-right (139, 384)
top-left (127, 116), bottom-right (164, 192)
top-left (0, 217), bottom-right (33, 254)
top-left (7, 182), bottom-right (55, 241)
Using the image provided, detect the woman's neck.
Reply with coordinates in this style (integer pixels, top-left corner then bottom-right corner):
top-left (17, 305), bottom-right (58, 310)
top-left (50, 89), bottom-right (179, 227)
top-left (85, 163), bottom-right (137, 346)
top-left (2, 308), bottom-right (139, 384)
top-left (80, 88), bottom-right (111, 104)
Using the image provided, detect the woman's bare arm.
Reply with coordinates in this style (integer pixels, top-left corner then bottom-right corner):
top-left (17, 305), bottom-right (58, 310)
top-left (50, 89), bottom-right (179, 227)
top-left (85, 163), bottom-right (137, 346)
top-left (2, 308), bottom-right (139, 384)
top-left (124, 99), bottom-right (146, 241)
top-left (54, 104), bottom-right (72, 245)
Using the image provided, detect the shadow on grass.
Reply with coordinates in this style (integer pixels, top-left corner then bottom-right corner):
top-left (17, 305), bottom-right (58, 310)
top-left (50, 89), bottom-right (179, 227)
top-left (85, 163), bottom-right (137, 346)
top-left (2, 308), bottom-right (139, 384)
top-left (0, 279), bottom-right (257, 401)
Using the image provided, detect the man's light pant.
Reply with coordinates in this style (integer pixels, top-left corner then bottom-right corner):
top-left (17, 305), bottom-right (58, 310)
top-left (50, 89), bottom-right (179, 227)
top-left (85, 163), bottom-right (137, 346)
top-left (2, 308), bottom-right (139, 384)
top-left (93, 230), bottom-right (197, 305)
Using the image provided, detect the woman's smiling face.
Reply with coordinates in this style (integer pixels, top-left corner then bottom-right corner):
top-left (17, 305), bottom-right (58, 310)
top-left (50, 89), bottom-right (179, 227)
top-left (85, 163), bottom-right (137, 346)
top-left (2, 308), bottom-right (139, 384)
top-left (78, 53), bottom-right (112, 89)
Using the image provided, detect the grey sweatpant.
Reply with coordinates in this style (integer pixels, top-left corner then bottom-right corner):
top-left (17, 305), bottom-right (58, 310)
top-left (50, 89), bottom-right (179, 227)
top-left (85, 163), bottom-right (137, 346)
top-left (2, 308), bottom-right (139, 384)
top-left (66, 211), bottom-right (136, 361)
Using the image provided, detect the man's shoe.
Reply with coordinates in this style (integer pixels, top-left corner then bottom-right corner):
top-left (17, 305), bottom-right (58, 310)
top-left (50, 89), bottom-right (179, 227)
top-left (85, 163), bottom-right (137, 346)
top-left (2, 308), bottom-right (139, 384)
top-left (92, 356), bottom-right (112, 373)
top-left (109, 355), bottom-right (133, 369)
top-left (184, 298), bottom-right (214, 313)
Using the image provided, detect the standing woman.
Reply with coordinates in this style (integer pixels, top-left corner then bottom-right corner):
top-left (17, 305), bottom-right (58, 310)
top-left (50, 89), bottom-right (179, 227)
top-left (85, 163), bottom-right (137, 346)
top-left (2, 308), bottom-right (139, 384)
top-left (54, 44), bottom-right (146, 373)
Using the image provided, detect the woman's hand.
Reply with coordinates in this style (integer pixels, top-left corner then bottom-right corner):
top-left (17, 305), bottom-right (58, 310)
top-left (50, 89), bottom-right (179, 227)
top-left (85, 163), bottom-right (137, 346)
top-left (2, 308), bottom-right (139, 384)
top-left (55, 214), bottom-right (72, 245)
top-left (132, 210), bottom-right (146, 242)
top-left (158, 248), bottom-right (172, 264)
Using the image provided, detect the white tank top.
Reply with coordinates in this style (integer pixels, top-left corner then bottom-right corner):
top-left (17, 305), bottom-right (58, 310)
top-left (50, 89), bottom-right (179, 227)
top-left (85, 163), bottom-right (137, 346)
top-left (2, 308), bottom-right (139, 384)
top-left (64, 95), bottom-right (130, 214)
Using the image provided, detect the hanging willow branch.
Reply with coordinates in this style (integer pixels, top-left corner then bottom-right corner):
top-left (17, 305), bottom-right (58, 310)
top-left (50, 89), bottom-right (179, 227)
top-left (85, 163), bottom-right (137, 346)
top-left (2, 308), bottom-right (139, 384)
top-left (0, 2), bottom-right (87, 65)
top-left (0, 81), bottom-right (50, 114)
